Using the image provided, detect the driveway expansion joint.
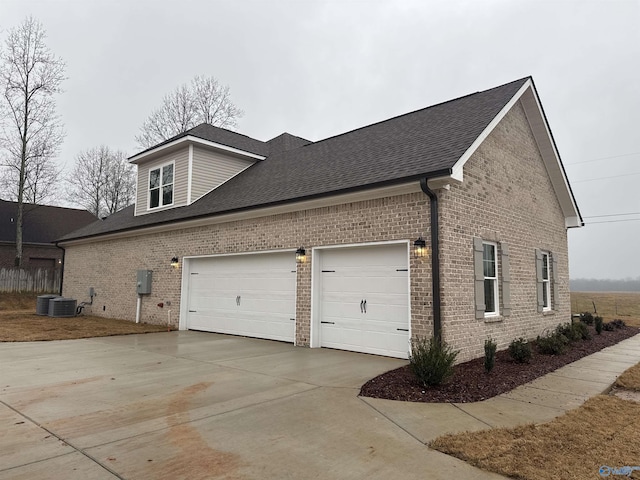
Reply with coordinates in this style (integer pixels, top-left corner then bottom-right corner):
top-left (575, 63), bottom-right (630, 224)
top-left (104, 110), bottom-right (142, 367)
top-left (0, 399), bottom-right (126, 479)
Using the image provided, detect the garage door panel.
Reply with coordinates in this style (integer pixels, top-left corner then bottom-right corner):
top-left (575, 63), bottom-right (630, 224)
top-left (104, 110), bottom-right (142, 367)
top-left (319, 244), bottom-right (410, 359)
top-left (186, 253), bottom-right (296, 343)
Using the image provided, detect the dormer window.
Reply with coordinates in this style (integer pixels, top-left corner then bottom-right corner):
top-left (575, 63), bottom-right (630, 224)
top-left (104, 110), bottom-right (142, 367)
top-left (149, 162), bottom-right (174, 209)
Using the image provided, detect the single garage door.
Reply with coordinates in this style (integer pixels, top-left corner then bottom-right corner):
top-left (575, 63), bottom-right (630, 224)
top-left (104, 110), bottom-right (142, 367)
top-left (186, 252), bottom-right (296, 342)
top-left (318, 243), bottom-right (410, 358)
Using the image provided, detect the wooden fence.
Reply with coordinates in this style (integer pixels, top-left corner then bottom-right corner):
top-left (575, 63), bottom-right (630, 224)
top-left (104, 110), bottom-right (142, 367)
top-left (0, 267), bottom-right (61, 293)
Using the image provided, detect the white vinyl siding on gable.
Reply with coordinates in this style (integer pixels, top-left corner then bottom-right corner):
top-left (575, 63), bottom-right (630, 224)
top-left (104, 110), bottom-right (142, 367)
top-left (189, 146), bottom-right (254, 203)
top-left (135, 149), bottom-right (188, 216)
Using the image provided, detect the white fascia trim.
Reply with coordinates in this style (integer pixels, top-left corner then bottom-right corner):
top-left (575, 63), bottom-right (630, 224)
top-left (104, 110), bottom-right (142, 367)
top-left (451, 80), bottom-right (533, 183)
top-left (129, 136), bottom-right (266, 164)
top-left (60, 182), bottom-right (422, 247)
top-left (519, 88), bottom-right (582, 228)
top-left (187, 144), bottom-right (193, 204)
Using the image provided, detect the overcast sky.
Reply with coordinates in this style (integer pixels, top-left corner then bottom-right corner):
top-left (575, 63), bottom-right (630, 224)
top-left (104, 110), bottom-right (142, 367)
top-left (1, 0), bottom-right (639, 280)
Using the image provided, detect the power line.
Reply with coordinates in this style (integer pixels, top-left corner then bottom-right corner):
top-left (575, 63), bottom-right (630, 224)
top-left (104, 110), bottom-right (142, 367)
top-left (583, 212), bottom-right (640, 219)
top-left (565, 151), bottom-right (640, 166)
top-left (585, 218), bottom-right (640, 225)
top-left (572, 172), bottom-right (640, 183)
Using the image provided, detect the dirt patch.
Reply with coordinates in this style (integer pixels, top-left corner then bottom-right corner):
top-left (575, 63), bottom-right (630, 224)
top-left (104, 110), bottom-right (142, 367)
top-left (360, 326), bottom-right (638, 403)
top-left (149, 382), bottom-right (244, 480)
top-left (0, 311), bottom-right (171, 341)
top-left (430, 395), bottom-right (640, 480)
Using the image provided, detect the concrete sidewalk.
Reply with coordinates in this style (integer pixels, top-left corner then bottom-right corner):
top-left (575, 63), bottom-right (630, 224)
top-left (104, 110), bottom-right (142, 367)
top-left (362, 333), bottom-right (640, 444)
top-left (0, 331), bottom-right (638, 479)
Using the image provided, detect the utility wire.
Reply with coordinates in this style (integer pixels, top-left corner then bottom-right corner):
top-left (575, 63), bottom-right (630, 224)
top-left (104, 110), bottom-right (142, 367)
top-left (585, 218), bottom-right (640, 225)
top-left (583, 212), bottom-right (640, 219)
top-left (572, 172), bottom-right (640, 183)
top-left (565, 151), bottom-right (640, 166)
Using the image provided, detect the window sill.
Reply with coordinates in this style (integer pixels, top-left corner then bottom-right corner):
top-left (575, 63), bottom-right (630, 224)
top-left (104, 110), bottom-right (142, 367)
top-left (542, 310), bottom-right (555, 316)
top-left (484, 316), bottom-right (503, 324)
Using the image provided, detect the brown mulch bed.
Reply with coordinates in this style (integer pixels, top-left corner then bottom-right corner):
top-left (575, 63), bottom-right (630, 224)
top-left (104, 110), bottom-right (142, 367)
top-left (360, 326), bottom-right (639, 403)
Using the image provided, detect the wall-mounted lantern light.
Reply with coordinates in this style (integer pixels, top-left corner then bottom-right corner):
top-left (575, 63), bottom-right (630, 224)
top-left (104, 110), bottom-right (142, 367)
top-left (414, 237), bottom-right (427, 257)
top-left (170, 256), bottom-right (180, 269)
top-left (295, 247), bottom-right (307, 264)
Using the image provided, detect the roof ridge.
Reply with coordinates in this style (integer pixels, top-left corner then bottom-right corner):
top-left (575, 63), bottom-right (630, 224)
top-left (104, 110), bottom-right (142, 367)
top-left (309, 77), bottom-right (531, 147)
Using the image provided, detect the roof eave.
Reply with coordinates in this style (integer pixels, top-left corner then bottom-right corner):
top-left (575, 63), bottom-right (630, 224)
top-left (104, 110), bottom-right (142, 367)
top-left (129, 135), bottom-right (266, 164)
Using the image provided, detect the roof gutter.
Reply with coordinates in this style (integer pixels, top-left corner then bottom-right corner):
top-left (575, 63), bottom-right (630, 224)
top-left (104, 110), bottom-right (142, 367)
top-left (420, 178), bottom-right (442, 342)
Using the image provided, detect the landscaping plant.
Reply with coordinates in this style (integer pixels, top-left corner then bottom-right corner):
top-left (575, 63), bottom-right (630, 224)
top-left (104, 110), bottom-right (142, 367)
top-left (508, 337), bottom-right (532, 363)
top-left (580, 311), bottom-right (594, 325)
top-left (572, 321), bottom-right (591, 340)
top-left (536, 330), bottom-right (566, 355)
top-left (409, 336), bottom-right (459, 387)
top-left (484, 338), bottom-right (497, 373)
top-left (595, 315), bottom-right (604, 334)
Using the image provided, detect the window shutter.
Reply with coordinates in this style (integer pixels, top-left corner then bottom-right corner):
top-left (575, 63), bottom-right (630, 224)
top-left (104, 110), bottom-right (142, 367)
top-left (535, 249), bottom-right (544, 313)
top-left (551, 252), bottom-right (559, 310)
top-left (501, 243), bottom-right (511, 316)
top-left (473, 237), bottom-right (485, 319)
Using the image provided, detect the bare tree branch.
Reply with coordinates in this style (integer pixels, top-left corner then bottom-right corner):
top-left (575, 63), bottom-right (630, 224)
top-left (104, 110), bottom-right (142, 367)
top-left (135, 75), bottom-right (243, 149)
top-left (67, 146), bottom-right (135, 218)
top-left (0, 16), bottom-right (66, 266)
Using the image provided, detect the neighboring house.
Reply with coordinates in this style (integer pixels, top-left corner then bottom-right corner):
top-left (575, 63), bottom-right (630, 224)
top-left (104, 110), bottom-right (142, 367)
top-left (58, 77), bottom-right (582, 362)
top-left (0, 200), bottom-right (96, 269)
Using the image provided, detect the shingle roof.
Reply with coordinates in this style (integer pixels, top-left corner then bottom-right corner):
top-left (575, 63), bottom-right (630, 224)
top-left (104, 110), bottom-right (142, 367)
top-left (130, 122), bottom-right (271, 160)
top-left (60, 78), bottom-right (530, 242)
top-left (0, 200), bottom-right (97, 244)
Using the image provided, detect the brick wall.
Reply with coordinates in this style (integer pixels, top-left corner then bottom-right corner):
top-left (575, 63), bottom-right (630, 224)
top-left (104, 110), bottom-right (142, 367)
top-left (62, 99), bottom-right (573, 362)
top-left (438, 100), bottom-right (571, 362)
top-left (62, 193), bottom-right (433, 346)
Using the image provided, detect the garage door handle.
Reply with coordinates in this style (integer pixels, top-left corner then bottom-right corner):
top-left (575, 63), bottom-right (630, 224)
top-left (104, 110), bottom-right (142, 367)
top-left (321, 321), bottom-right (335, 324)
top-left (236, 295), bottom-right (241, 306)
top-left (360, 300), bottom-right (364, 313)
top-left (363, 299), bottom-right (367, 314)
top-left (397, 328), bottom-right (409, 332)
top-left (189, 310), bottom-right (197, 313)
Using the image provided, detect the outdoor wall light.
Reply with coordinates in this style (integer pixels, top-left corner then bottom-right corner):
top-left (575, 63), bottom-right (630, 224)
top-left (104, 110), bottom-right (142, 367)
top-left (414, 237), bottom-right (427, 257)
top-left (170, 256), bottom-right (180, 269)
top-left (295, 247), bottom-right (307, 264)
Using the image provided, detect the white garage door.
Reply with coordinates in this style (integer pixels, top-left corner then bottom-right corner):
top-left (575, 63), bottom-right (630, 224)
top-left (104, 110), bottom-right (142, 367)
top-left (318, 244), bottom-right (410, 358)
top-left (186, 252), bottom-right (296, 342)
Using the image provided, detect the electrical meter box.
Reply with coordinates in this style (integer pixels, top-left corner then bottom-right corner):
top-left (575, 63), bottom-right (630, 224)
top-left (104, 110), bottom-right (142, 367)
top-left (136, 270), bottom-right (152, 294)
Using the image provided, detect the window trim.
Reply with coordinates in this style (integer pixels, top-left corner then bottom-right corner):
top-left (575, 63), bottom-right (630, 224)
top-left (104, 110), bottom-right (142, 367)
top-left (483, 241), bottom-right (500, 318)
top-left (541, 251), bottom-right (552, 311)
top-left (148, 161), bottom-right (175, 210)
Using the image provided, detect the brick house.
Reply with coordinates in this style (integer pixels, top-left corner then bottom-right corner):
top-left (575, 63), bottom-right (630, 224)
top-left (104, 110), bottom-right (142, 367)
top-left (58, 77), bottom-right (582, 362)
top-left (0, 200), bottom-right (96, 269)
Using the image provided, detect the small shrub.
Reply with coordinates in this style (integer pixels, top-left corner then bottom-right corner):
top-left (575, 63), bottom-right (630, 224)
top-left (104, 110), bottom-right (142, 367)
top-left (580, 312), bottom-right (594, 325)
top-left (508, 338), bottom-right (532, 363)
top-left (556, 323), bottom-right (581, 342)
top-left (595, 316), bottom-right (604, 334)
top-left (603, 321), bottom-right (615, 332)
top-left (572, 321), bottom-right (591, 340)
top-left (484, 338), bottom-right (497, 373)
top-left (409, 336), bottom-right (459, 387)
top-left (611, 319), bottom-right (626, 329)
top-left (537, 331), bottom-right (566, 355)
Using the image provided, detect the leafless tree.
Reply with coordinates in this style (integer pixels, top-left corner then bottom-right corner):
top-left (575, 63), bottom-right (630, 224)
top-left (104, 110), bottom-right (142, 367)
top-left (135, 75), bottom-right (243, 149)
top-left (67, 146), bottom-right (135, 218)
top-left (0, 16), bottom-right (65, 266)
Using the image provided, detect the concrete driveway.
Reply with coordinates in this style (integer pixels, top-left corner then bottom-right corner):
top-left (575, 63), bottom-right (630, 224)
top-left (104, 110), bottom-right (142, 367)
top-left (0, 332), bottom-right (503, 479)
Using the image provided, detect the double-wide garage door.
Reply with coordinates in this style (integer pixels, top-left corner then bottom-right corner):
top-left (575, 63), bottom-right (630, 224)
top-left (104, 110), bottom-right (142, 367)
top-left (186, 252), bottom-right (296, 342)
top-left (318, 244), bottom-right (410, 358)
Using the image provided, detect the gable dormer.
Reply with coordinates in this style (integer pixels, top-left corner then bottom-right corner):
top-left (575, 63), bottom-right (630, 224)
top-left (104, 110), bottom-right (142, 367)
top-left (129, 124), bottom-right (268, 216)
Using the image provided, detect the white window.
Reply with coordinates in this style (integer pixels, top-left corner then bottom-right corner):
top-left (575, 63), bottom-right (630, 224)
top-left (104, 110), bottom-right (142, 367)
top-left (483, 242), bottom-right (499, 317)
top-left (541, 251), bottom-right (551, 311)
top-left (149, 162), bottom-right (174, 209)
